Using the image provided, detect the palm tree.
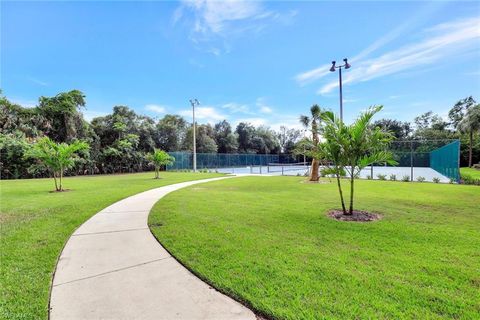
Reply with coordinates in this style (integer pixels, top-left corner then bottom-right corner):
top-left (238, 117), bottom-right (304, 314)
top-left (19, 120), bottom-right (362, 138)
top-left (300, 105), bottom-right (324, 181)
top-left (28, 137), bottom-right (89, 191)
top-left (458, 104), bottom-right (480, 167)
top-left (146, 149), bottom-right (174, 179)
top-left (322, 106), bottom-right (397, 215)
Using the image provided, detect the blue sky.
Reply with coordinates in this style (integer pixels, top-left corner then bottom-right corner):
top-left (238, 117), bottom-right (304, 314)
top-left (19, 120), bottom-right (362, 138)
top-left (2, 0), bottom-right (480, 129)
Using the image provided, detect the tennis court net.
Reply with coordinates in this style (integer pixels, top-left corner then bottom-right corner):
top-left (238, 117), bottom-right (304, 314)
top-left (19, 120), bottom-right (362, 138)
top-left (267, 162), bottom-right (310, 174)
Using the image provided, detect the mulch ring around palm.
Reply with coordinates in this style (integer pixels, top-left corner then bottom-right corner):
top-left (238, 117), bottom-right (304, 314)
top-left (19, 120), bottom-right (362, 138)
top-left (300, 179), bottom-right (330, 184)
top-left (328, 210), bottom-right (382, 222)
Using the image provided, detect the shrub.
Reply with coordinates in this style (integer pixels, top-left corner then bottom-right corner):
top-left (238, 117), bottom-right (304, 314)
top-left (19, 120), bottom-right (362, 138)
top-left (461, 174), bottom-right (480, 186)
top-left (402, 175), bottom-right (410, 182)
top-left (432, 177), bottom-right (441, 183)
top-left (316, 105), bottom-right (397, 215)
top-left (389, 174), bottom-right (397, 181)
top-left (321, 166), bottom-right (346, 177)
top-left (416, 176), bottom-right (426, 182)
top-left (473, 163), bottom-right (480, 169)
top-left (146, 149), bottom-right (174, 179)
top-left (26, 137), bottom-right (89, 191)
top-left (366, 175), bottom-right (373, 180)
top-left (377, 174), bottom-right (387, 180)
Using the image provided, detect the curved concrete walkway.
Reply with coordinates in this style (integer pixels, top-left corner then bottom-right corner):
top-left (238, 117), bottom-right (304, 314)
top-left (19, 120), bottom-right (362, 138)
top-left (50, 176), bottom-right (255, 320)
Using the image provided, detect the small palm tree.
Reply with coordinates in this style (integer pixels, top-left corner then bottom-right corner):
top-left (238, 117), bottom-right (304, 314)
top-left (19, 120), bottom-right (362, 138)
top-left (146, 149), bottom-right (174, 179)
top-left (27, 137), bottom-right (89, 191)
top-left (300, 104), bottom-right (324, 181)
top-left (458, 104), bottom-right (480, 167)
top-left (321, 105), bottom-right (397, 215)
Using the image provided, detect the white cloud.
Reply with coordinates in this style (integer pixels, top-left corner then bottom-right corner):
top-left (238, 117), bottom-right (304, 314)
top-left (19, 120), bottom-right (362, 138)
top-left (222, 102), bottom-right (251, 114)
top-left (180, 106), bottom-right (226, 123)
top-left (234, 117), bottom-right (267, 127)
top-left (388, 95), bottom-right (402, 100)
top-left (145, 104), bottom-right (167, 114)
top-left (295, 3), bottom-right (444, 86)
top-left (295, 16), bottom-right (480, 95)
top-left (83, 110), bottom-right (108, 122)
top-left (26, 76), bottom-right (48, 86)
top-left (259, 105), bottom-right (272, 113)
top-left (175, 0), bottom-right (296, 55)
top-left (10, 98), bottom-right (37, 109)
top-left (256, 97), bottom-right (273, 114)
top-left (182, 0), bottom-right (263, 34)
top-left (222, 99), bottom-right (274, 115)
top-left (233, 113), bottom-right (304, 132)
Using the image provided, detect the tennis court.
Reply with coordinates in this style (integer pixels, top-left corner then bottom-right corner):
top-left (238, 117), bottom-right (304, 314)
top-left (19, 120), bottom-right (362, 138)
top-left (211, 164), bottom-right (451, 182)
top-left (167, 140), bottom-right (459, 183)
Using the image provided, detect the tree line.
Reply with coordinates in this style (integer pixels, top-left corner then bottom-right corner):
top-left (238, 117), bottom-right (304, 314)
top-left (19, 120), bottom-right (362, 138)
top-left (1, 89), bottom-right (478, 180)
top-left (0, 90), bottom-right (301, 179)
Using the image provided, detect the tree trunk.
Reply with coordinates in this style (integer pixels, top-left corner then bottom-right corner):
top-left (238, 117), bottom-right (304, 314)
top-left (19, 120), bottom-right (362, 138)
top-left (155, 166), bottom-right (159, 179)
top-left (348, 165), bottom-right (355, 215)
top-left (335, 169), bottom-right (347, 214)
top-left (59, 166), bottom-right (63, 191)
top-left (469, 130), bottom-right (473, 167)
top-left (310, 159), bottom-right (320, 181)
top-left (53, 171), bottom-right (59, 191)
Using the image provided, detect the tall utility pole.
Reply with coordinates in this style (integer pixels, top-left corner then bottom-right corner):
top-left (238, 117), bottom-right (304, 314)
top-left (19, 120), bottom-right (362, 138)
top-left (189, 99), bottom-right (199, 172)
top-left (329, 58), bottom-right (351, 121)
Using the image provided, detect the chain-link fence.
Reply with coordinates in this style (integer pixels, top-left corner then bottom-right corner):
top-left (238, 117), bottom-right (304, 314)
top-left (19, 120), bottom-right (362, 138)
top-left (166, 152), bottom-right (280, 170)
top-left (361, 139), bottom-right (460, 182)
top-left (167, 139), bottom-right (460, 182)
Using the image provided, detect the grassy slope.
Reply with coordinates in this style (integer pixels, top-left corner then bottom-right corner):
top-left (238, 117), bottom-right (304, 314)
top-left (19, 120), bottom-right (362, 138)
top-left (461, 167), bottom-right (480, 179)
top-left (150, 177), bottom-right (480, 320)
top-left (0, 172), bottom-right (220, 320)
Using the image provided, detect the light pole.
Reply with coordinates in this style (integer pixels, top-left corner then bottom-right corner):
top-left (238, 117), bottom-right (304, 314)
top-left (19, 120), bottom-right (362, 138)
top-left (189, 99), bottom-right (199, 172)
top-left (329, 58), bottom-right (351, 121)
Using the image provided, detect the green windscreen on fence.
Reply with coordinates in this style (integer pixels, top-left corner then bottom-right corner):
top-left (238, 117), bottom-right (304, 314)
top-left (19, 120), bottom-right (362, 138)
top-left (430, 140), bottom-right (460, 181)
top-left (167, 152), bottom-right (280, 170)
top-left (386, 139), bottom-right (460, 182)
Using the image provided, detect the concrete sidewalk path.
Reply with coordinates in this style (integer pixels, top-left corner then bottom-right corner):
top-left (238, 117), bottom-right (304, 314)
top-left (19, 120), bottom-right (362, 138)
top-left (50, 176), bottom-right (256, 320)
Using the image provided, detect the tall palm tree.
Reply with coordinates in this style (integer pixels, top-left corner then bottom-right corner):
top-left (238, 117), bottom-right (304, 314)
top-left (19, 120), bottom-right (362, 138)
top-left (458, 104), bottom-right (480, 167)
top-left (300, 105), bottom-right (324, 181)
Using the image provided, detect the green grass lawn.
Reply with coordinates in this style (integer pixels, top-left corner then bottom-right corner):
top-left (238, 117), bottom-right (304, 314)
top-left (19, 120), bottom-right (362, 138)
top-left (0, 171), bottom-right (221, 320)
top-left (461, 167), bottom-right (480, 179)
top-left (149, 177), bottom-right (480, 320)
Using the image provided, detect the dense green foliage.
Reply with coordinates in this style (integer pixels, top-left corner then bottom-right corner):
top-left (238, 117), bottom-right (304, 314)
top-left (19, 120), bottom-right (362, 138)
top-left (0, 91), bottom-right (292, 179)
top-left (0, 172), bottom-right (221, 320)
top-left (149, 176), bottom-right (480, 319)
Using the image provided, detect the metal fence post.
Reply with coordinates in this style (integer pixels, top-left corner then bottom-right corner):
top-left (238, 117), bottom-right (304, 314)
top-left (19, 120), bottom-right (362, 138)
top-left (410, 141), bottom-right (414, 182)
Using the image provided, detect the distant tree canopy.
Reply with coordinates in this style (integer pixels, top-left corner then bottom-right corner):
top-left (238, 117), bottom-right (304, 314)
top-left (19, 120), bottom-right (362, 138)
top-left (0, 90), bottom-right (478, 179)
top-left (372, 119), bottom-right (412, 140)
top-left (0, 90), bottom-right (288, 179)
